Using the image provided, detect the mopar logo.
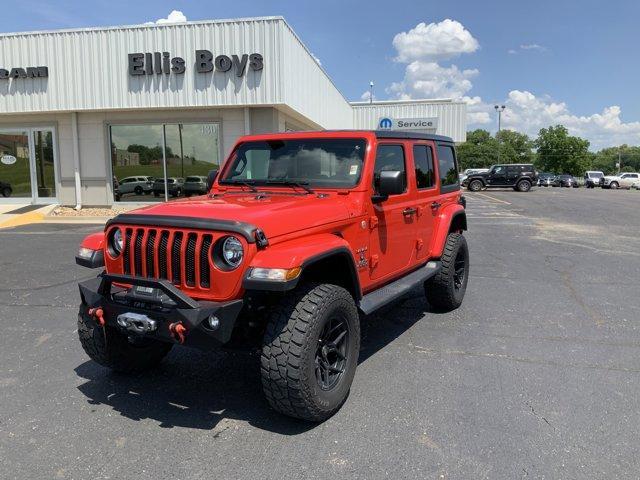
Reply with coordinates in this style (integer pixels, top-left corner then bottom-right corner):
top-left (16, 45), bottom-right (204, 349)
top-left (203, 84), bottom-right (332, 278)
top-left (378, 118), bottom-right (393, 129)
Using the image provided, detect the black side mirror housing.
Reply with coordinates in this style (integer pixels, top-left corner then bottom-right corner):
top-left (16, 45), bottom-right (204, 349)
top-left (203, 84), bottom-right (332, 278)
top-left (206, 169), bottom-right (219, 191)
top-left (373, 170), bottom-right (404, 202)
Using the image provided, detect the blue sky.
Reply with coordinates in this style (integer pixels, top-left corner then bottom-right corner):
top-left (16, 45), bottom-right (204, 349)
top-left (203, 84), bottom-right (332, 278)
top-left (3, 0), bottom-right (640, 149)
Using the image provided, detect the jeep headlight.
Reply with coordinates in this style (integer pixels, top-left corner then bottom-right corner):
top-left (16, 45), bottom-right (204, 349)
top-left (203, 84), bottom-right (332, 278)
top-left (108, 227), bottom-right (124, 257)
top-left (219, 236), bottom-right (244, 269)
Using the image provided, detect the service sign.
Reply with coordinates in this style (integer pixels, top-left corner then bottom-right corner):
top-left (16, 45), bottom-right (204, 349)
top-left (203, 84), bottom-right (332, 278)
top-left (378, 117), bottom-right (438, 132)
top-left (1, 155), bottom-right (16, 165)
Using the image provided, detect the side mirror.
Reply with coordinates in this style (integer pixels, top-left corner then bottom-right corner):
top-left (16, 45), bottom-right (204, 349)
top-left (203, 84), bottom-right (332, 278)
top-left (373, 170), bottom-right (404, 202)
top-left (206, 169), bottom-right (219, 191)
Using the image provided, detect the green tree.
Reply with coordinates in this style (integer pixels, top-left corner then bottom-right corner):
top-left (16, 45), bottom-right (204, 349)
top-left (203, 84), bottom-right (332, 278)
top-left (591, 145), bottom-right (640, 174)
top-left (456, 129), bottom-right (500, 170)
top-left (534, 125), bottom-right (590, 175)
top-left (496, 129), bottom-right (534, 163)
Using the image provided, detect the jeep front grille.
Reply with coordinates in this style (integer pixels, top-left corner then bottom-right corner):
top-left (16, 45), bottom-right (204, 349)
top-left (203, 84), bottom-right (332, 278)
top-left (120, 227), bottom-right (213, 290)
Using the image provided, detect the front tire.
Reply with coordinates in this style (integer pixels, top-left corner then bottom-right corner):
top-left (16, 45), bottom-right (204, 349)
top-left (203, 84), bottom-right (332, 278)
top-left (1, 187), bottom-right (11, 197)
top-left (77, 309), bottom-right (172, 373)
top-left (425, 233), bottom-right (469, 312)
top-left (468, 179), bottom-right (483, 192)
top-left (261, 283), bottom-right (360, 422)
top-left (610, 182), bottom-right (619, 189)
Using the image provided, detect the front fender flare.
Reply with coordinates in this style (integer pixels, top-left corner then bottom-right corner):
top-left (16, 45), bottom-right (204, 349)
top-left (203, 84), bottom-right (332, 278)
top-left (430, 204), bottom-right (467, 258)
top-left (242, 233), bottom-right (361, 298)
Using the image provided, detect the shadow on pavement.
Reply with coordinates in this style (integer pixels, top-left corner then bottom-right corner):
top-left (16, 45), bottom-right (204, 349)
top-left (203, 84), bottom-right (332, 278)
top-left (75, 290), bottom-right (434, 434)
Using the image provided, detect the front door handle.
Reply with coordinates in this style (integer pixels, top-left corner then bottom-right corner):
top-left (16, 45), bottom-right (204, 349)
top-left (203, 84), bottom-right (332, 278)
top-left (402, 207), bottom-right (417, 216)
top-left (431, 201), bottom-right (441, 209)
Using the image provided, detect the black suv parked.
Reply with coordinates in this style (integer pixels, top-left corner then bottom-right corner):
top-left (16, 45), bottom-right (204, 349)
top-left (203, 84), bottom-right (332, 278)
top-left (463, 164), bottom-right (538, 192)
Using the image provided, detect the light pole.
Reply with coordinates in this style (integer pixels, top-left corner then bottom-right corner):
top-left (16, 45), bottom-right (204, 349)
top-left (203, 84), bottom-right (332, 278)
top-left (494, 105), bottom-right (506, 162)
top-left (494, 105), bottom-right (506, 132)
top-left (369, 81), bottom-right (374, 104)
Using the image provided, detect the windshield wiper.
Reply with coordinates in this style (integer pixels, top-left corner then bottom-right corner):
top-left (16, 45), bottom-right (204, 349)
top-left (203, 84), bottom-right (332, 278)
top-left (264, 179), bottom-right (315, 194)
top-left (222, 180), bottom-right (258, 192)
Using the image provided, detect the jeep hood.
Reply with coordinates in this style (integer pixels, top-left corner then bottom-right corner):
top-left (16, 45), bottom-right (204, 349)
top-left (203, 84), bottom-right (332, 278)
top-left (118, 193), bottom-right (353, 239)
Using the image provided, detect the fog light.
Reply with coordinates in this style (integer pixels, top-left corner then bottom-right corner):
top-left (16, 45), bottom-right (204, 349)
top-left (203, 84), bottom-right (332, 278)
top-left (208, 315), bottom-right (220, 330)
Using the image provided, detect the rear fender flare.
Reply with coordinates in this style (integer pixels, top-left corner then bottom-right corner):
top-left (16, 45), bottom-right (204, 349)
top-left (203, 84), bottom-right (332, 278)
top-left (430, 204), bottom-right (467, 258)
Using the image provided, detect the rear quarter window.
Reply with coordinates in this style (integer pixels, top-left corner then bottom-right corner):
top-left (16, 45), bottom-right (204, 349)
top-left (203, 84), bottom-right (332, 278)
top-left (436, 144), bottom-right (459, 191)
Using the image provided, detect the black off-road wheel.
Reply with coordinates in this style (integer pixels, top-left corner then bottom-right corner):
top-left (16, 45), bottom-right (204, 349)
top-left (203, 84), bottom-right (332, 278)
top-left (1, 186), bottom-right (11, 197)
top-left (468, 179), bottom-right (483, 192)
top-left (516, 179), bottom-right (532, 192)
top-left (261, 283), bottom-right (360, 422)
top-left (134, 186), bottom-right (143, 195)
top-left (77, 309), bottom-right (172, 373)
top-left (425, 233), bottom-right (469, 312)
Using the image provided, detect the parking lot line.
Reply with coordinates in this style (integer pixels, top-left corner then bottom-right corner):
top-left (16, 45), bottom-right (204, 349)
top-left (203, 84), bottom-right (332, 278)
top-left (471, 192), bottom-right (512, 205)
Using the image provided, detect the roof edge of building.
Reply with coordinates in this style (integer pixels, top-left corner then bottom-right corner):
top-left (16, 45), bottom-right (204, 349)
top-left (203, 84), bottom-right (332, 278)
top-left (0, 15), bottom-right (286, 38)
top-left (351, 98), bottom-right (464, 106)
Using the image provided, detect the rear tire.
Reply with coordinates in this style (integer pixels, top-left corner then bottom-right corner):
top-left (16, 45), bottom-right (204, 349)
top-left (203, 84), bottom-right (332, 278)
top-left (516, 179), bottom-right (532, 192)
top-left (134, 186), bottom-right (143, 195)
top-left (425, 233), bottom-right (469, 312)
top-left (468, 179), bottom-right (483, 192)
top-left (261, 283), bottom-right (360, 422)
top-left (77, 309), bottom-right (172, 373)
top-left (1, 187), bottom-right (11, 197)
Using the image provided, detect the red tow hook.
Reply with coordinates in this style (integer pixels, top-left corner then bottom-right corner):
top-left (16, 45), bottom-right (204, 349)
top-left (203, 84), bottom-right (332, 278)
top-left (88, 307), bottom-right (105, 327)
top-left (169, 322), bottom-right (187, 344)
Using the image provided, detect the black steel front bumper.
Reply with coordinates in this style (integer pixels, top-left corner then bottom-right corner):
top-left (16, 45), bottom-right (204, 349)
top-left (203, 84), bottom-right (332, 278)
top-left (78, 273), bottom-right (243, 349)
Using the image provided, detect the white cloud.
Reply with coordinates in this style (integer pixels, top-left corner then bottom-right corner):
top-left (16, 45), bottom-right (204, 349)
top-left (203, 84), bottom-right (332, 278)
top-left (360, 90), bottom-right (376, 102)
top-left (502, 90), bottom-right (640, 149)
top-left (520, 43), bottom-right (546, 51)
top-left (508, 44), bottom-right (546, 55)
top-left (388, 61), bottom-right (478, 99)
top-left (463, 96), bottom-right (492, 124)
top-left (392, 19), bottom-right (479, 63)
top-left (153, 10), bottom-right (187, 25)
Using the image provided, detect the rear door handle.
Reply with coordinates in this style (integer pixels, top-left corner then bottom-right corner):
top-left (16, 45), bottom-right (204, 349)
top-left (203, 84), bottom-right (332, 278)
top-left (402, 207), bottom-right (417, 216)
top-left (431, 202), bottom-right (441, 209)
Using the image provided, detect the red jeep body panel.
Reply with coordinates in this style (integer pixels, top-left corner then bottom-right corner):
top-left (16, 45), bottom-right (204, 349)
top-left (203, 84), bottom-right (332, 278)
top-left (88, 130), bottom-right (465, 302)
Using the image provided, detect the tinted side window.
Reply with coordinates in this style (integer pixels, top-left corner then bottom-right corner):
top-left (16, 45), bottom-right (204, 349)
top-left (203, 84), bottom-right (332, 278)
top-left (436, 144), bottom-right (458, 186)
top-left (373, 145), bottom-right (406, 193)
top-left (413, 145), bottom-right (435, 189)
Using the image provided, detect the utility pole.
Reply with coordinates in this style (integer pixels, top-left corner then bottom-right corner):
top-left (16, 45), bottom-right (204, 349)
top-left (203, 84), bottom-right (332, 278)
top-left (369, 81), bottom-right (374, 104)
top-left (494, 105), bottom-right (506, 162)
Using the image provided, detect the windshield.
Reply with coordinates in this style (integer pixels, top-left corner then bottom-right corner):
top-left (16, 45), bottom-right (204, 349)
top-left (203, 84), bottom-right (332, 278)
top-left (220, 139), bottom-right (367, 188)
top-left (590, 172), bottom-right (604, 178)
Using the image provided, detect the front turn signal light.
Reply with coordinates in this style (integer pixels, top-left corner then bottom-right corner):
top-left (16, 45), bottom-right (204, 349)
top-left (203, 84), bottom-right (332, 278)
top-left (248, 267), bottom-right (301, 281)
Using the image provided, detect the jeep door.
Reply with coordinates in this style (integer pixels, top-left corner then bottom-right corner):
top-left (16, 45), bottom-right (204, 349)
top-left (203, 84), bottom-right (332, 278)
top-left (411, 142), bottom-right (438, 261)
top-left (369, 142), bottom-right (418, 281)
top-left (487, 165), bottom-right (507, 185)
top-left (505, 165), bottom-right (522, 186)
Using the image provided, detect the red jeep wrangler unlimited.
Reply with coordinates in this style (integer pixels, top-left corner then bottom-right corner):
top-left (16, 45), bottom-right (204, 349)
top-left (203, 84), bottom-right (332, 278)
top-left (75, 130), bottom-right (469, 421)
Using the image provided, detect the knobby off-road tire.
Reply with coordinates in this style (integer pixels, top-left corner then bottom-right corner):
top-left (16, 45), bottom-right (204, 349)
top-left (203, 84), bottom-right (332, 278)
top-left (261, 283), bottom-right (360, 422)
top-left (77, 310), bottom-right (172, 373)
top-left (468, 179), bottom-right (483, 192)
top-left (425, 233), bottom-right (469, 312)
top-left (516, 179), bottom-right (532, 192)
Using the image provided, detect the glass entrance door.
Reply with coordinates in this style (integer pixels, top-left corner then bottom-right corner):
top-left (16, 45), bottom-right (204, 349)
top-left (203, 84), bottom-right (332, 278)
top-left (0, 127), bottom-right (58, 203)
top-left (32, 129), bottom-right (57, 202)
top-left (0, 130), bottom-right (32, 200)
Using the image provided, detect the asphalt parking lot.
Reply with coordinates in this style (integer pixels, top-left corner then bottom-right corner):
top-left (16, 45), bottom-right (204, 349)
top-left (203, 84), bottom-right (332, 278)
top-left (1, 187), bottom-right (639, 479)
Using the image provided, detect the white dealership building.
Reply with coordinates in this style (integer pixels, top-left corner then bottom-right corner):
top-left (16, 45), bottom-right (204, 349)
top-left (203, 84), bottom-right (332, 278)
top-left (0, 16), bottom-right (466, 206)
